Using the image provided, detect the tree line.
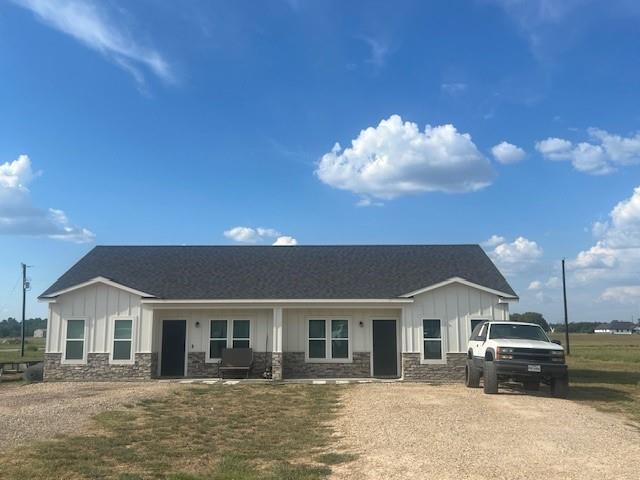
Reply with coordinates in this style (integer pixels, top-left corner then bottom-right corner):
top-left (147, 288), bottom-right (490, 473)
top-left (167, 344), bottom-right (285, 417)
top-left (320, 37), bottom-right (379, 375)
top-left (0, 318), bottom-right (47, 337)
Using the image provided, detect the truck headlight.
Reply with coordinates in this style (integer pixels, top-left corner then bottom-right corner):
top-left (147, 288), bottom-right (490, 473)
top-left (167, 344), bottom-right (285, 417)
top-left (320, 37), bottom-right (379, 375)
top-left (497, 347), bottom-right (514, 354)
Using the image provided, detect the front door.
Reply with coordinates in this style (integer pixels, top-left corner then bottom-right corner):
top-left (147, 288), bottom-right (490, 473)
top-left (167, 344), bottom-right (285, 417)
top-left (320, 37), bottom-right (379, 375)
top-left (161, 320), bottom-right (186, 377)
top-left (372, 319), bottom-right (398, 377)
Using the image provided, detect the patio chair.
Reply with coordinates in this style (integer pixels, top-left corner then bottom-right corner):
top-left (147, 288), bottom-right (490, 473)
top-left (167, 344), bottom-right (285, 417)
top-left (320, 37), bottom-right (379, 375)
top-left (219, 348), bottom-right (254, 379)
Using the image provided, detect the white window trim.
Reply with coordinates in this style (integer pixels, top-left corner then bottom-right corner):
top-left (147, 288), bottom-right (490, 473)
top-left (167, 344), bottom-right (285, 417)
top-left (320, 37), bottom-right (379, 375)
top-left (205, 318), bottom-right (253, 363)
top-left (420, 318), bottom-right (446, 365)
top-left (61, 317), bottom-right (89, 365)
top-left (305, 316), bottom-right (353, 364)
top-left (109, 316), bottom-right (136, 365)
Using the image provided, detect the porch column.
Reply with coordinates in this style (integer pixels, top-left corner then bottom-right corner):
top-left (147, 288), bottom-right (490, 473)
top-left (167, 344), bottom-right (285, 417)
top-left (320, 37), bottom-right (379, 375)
top-left (271, 307), bottom-right (283, 380)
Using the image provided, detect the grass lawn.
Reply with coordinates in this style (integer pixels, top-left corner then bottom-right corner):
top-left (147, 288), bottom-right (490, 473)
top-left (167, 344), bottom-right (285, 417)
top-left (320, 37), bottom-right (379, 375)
top-left (551, 333), bottom-right (640, 425)
top-left (0, 384), bottom-right (354, 480)
top-left (0, 337), bottom-right (45, 363)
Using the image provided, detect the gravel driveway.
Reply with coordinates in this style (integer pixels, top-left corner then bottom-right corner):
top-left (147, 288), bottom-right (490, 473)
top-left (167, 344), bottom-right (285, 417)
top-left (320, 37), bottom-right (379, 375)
top-left (331, 383), bottom-right (640, 480)
top-left (0, 382), bottom-right (176, 452)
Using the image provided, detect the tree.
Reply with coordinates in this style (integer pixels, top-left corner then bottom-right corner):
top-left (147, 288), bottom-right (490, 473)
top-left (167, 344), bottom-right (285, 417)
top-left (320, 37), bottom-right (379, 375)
top-left (0, 317), bottom-right (47, 337)
top-left (510, 312), bottom-right (550, 332)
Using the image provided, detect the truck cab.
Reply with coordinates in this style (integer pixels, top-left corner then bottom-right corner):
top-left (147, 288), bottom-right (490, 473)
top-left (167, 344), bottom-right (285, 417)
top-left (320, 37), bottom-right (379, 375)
top-left (465, 321), bottom-right (569, 397)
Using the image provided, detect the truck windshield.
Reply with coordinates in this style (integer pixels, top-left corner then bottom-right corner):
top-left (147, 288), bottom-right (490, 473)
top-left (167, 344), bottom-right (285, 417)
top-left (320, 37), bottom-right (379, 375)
top-left (489, 324), bottom-right (549, 341)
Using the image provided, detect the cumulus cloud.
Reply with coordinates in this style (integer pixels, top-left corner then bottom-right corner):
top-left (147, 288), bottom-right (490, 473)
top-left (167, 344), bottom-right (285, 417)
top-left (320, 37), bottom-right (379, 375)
top-left (569, 185), bottom-right (640, 285)
top-left (484, 235), bottom-right (543, 274)
top-left (536, 128), bottom-right (640, 175)
top-left (224, 226), bottom-right (297, 246)
top-left (491, 141), bottom-right (526, 164)
top-left (272, 235), bottom-right (298, 246)
top-left (600, 286), bottom-right (640, 304)
top-left (11, 0), bottom-right (173, 87)
top-left (482, 234), bottom-right (506, 248)
top-left (528, 280), bottom-right (543, 290)
top-left (0, 155), bottom-right (95, 243)
top-left (315, 115), bottom-right (495, 204)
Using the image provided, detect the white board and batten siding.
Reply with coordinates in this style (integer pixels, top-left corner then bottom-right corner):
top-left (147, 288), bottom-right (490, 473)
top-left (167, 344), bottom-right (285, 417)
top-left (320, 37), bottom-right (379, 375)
top-left (150, 309), bottom-right (274, 354)
top-left (283, 308), bottom-right (402, 352)
top-left (402, 283), bottom-right (509, 355)
top-left (46, 284), bottom-right (151, 354)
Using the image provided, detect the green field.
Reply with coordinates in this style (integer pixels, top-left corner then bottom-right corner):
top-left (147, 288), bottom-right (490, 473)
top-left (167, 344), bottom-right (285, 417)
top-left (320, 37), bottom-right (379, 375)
top-left (0, 337), bottom-right (45, 363)
top-left (550, 333), bottom-right (640, 425)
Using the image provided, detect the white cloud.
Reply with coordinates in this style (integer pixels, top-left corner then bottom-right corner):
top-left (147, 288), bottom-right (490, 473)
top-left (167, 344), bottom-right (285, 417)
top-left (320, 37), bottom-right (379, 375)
top-left (358, 36), bottom-right (390, 68)
top-left (315, 115), bottom-right (495, 203)
top-left (11, 0), bottom-right (173, 87)
top-left (484, 235), bottom-right (543, 274)
top-left (569, 185), bottom-right (640, 285)
top-left (528, 280), bottom-right (543, 290)
top-left (491, 141), bottom-right (526, 164)
top-left (482, 234), bottom-right (506, 248)
top-left (441, 82), bottom-right (468, 96)
top-left (600, 286), bottom-right (640, 304)
top-left (272, 236), bottom-right (298, 246)
top-left (224, 226), bottom-right (297, 246)
top-left (0, 155), bottom-right (95, 243)
top-left (536, 128), bottom-right (640, 175)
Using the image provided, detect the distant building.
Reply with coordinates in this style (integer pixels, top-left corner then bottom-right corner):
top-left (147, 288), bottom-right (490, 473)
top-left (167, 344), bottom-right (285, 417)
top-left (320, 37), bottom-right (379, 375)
top-left (594, 321), bottom-right (637, 335)
top-left (33, 328), bottom-right (46, 338)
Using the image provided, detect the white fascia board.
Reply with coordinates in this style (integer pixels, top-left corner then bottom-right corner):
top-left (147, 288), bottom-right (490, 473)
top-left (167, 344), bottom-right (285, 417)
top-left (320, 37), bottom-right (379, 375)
top-left (40, 276), bottom-right (156, 299)
top-left (400, 277), bottom-right (519, 299)
top-left (140, 298), bottom-right (413, 305)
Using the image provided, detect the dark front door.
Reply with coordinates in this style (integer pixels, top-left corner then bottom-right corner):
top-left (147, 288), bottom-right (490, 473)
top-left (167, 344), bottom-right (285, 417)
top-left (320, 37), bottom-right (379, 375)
top-left (372, 319), bottom-right (398, 377)
top-left (161, 320), bottom-right (186, 377)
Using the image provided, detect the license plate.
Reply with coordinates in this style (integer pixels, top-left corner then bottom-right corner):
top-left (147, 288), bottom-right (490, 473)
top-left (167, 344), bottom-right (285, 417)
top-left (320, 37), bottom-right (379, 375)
top-left (528, 365), bottom-right (541, 372)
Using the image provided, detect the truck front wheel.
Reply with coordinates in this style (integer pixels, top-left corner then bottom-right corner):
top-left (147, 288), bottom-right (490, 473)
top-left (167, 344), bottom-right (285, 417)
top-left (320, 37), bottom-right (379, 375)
top-left (483, 361), bottom-right (499, 394)
top-left (465, 360), bottom-right (480, 388)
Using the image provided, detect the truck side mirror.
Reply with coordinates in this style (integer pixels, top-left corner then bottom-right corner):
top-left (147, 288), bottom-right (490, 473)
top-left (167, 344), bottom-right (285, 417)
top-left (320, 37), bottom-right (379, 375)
top-left (551, 339), bottom-right (562, 345)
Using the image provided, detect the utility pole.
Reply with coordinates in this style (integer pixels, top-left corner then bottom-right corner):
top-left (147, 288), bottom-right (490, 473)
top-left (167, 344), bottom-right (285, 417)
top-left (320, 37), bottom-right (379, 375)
top-left (20, 263), bottom-right (27, 358)
top-left (562, 259), bottom-right (570, 355)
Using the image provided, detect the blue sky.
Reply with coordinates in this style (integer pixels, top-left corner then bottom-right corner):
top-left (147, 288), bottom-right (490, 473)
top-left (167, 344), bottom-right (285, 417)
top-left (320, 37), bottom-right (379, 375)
top-left (1, 0), bottom-right (640, 323)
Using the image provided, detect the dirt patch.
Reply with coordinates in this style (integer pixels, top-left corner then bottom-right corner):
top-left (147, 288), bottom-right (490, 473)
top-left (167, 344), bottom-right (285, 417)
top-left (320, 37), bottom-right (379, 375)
top-left (0, 382), bottom-right (176, 452)
top-left (331, 383), bottom-right (640, 480)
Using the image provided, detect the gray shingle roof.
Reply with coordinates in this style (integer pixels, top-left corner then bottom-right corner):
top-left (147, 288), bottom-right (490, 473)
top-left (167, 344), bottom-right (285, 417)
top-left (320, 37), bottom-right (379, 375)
top-left (39, 245), bottom-right (517, 300)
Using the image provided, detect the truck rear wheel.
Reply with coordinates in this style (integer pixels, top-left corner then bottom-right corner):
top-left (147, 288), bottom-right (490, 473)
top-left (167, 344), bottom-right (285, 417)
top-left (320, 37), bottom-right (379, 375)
top-left (465, 360), bottom-right (480, 388)
top-left (551, 375), bottom-right (569, 399)
top-left (483, 361), bottom-right (498, 394)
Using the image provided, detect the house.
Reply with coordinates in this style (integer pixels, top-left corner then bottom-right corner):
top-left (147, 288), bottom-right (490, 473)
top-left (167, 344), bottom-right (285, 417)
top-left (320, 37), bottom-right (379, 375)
top-left (38, 245), bottom-right (518, 382)
top-left (33, 328), bottom-right (46, 338)
top-left (594, 321), bottom-right (637, 335)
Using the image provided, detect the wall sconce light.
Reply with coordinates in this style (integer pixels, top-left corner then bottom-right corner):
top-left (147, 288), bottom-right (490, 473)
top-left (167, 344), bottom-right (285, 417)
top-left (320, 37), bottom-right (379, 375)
top-left (359, 321), bottom-right (364, 327)
top-left (195, 321), bottom-right (200, 328)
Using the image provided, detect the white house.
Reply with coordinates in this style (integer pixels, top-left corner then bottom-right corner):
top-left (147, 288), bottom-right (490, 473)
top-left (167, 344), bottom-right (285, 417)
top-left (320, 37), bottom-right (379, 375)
top-left (594, 321), bottom-right (637, 335)
top-left (38, 245), bottom-right (518, 382)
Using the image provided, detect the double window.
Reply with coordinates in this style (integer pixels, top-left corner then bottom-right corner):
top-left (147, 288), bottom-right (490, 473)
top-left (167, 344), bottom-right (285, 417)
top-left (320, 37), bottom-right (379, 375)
top-left (208, 319), bottom-right (251, 360)
top-left (307, 318), bottom-right (350, 361)
top-left (112, 319), bottom-right (133, 362)
top-left (64, 319), bottom-right (86, 362)
top-left (423, 319), bottom-right (443, 360)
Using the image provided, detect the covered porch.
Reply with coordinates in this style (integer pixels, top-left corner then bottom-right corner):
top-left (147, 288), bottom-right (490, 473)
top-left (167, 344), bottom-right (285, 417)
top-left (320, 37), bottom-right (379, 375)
top-left (140, 301), bottom-right (407, 380)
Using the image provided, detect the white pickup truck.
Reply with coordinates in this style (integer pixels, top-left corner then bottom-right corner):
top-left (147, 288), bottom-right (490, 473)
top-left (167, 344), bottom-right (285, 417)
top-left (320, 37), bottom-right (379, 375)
top-left (465, 321), bottom-right (568, 398)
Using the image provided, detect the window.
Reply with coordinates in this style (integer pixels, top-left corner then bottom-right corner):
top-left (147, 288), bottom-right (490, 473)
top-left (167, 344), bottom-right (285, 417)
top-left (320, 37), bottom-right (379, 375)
top-left (308, 320), bottom-right (326, 359)
top-left (472, 323), bottom-right (488, 342)
top-left (208, 319), bottom-right (251, 360)
top-left (209, 320), bottom-right (228, 359)
top-left (232, 320), bottom-right (250, 348)
top-left (65, 319), bottom-right (85, 361)
top-left (423, 319), bottom-right (442, 360)
top-left (307, 318), bottom-right (350, 361)
top-left (112, 319), bottom-right (133, 361)
top-left (470, 319), bottom-right (485, 332)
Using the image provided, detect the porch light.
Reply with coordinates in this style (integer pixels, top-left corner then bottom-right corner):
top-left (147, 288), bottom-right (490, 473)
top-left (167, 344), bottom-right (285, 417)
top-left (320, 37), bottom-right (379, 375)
top-left (359, 321), bottom-right (364, 327)
top-left (195, 321), bottom-right (200, 328)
